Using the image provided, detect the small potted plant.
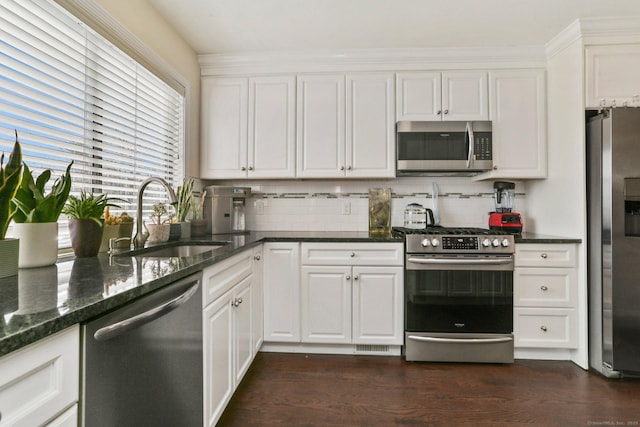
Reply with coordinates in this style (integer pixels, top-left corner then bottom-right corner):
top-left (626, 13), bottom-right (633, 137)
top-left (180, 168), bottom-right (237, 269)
top-left (174, 177), bottom-right (194, 239)
top-left (189, 190), bottom-right (208, 237)
top-left (145, 202), bottom-right (171, 243)
top-left (62, 191), bottom-right (122, 257)
top-left (100, 208), bottom-right (135, 252)
top-left (12, 161), bottom-right (73, 267)
top-left (0, 134), bottom-right (23, 278)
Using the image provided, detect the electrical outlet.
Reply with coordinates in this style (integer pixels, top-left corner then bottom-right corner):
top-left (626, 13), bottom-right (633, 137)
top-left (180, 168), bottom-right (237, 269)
top-left (342, 201), bottom-right (351, 215)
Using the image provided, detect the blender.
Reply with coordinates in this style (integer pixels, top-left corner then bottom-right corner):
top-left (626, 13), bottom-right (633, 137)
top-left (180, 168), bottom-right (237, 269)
top-left (489, 181), bottom-right (523, 234)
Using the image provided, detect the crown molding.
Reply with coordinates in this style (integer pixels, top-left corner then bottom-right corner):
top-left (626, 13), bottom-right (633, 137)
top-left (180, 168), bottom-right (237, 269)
top-left (545, 19), bottom-right (583, 59)
top-left (199, 46), bottom-right (547, 76)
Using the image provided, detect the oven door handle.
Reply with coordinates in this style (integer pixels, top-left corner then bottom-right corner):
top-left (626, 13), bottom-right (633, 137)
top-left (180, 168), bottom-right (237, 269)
top-left (407, 257), bottom-right (513, 266)
top-left (407, 335), bottom-right (513, 344)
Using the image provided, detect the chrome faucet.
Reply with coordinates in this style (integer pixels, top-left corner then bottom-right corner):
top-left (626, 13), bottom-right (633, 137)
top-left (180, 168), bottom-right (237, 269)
top-left (133, 177), bottom-right (178, 248)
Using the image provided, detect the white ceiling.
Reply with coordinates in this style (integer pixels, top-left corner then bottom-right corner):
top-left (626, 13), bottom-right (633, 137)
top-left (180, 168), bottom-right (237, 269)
top-left (148, 0), bottom-right (640, 55)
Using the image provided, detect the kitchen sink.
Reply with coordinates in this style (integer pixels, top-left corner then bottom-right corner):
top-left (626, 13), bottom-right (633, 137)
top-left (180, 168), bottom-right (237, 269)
top-left (117, 242), bottom-right (229, 258)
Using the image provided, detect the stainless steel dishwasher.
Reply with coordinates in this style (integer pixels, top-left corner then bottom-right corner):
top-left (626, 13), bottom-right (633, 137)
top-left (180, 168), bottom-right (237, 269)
top-left (81, 272), bottom-right (203, 427)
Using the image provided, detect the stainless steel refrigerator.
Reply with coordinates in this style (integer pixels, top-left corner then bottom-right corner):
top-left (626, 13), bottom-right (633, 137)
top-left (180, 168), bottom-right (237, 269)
top-left (588, 108), bottom-right (640, 378)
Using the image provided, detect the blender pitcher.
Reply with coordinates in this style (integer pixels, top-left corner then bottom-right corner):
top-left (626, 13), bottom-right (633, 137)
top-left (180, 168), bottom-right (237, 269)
top-left (493, 181), bottom-right (515, 213)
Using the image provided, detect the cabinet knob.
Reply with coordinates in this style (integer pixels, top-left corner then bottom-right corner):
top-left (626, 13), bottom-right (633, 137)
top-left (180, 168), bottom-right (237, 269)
top-left (347, 165), bottom-right (352, 170)
top-left (350, 252), bottom-right (355, 258)
top-left (540, 253), bottom-right (548, 259)
top-left (340, 166), bottom-right (345, 171)
top-left (248, 166), bottom-right (254, 171)
top-left (493, 165), bottom-right (498, 170)
top-left (254, 255), bottom-right (261, 261)
top-left (540, 325), bottom-right (548, 332)
top-left (443, 109), bottom-right (449, 115)
top-left (436, 110), bottom-right (442, 115)
top-left (241, 166), bottom-right (247, 171)
top-left (540, 285), bottom-right (548, 291)
top-left (237, 297), bottom-right (243, 305)
top-left (354, 275), bottom-right (359, 280)
top-left (346, 275), bottom-right (351, 280)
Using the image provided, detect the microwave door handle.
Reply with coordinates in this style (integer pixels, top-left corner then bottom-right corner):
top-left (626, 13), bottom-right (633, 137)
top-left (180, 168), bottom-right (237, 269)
top-left (466, 122), bottom-right (474, 168)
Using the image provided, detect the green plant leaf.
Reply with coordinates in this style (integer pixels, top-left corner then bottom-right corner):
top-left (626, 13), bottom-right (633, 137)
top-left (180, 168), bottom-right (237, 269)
top-left (0, 135), bottom-right (23, 239)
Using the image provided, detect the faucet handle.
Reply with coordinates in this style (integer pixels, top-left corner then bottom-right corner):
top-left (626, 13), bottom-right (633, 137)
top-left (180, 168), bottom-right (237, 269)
top-left (109, 237), bottom-right (131, 253)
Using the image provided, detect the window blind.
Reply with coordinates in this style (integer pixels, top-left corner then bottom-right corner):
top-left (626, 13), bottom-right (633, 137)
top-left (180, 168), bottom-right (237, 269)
top-left (0, 0), bottom-right (184, 247)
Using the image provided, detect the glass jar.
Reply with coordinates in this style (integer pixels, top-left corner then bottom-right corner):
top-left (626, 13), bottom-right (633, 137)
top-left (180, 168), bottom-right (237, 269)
top-left (404, 203), bottom-right (427, 229)
top-left (368, 188), bottom-right (391, 236)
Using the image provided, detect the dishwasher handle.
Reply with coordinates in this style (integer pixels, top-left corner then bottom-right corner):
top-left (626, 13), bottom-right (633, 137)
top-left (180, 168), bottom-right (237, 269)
top-left (94, 280), bottom-right (200, 341)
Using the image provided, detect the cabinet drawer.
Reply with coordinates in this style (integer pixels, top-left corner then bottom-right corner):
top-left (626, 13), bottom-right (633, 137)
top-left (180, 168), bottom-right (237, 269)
top-left (514, 308), bottom-right (577, 348)
top-left (0, 326), bottom-right (79, 427)
top-left (514, 268), bottom-right (577, 307)
top-left (515, 244), bottom-right (577, 268)
top-left (203, 250), bottom-right (253, 307)
top-left (301, 243), bottom-right (403, 266)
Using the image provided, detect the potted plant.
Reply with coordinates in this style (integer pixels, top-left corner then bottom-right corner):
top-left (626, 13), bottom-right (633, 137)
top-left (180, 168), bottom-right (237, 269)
top-left (189, 190), bottom-right (208, 237)
top-left (0, 134), bottom-right (23, 278)
top-left (100, 208), bottom-right (135, 252)
top-left (62, 191), bottom-right (122, 257)
top-left (174, 177), bottom-right (194, 239)
top-left (12, 161), bottom-right (73, 267)
top-left (145, 202), bottom-right (171, 243)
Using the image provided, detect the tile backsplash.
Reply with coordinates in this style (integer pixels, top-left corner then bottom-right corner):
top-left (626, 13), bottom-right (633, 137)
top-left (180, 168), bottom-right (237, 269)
top-left (203, 177), bottom-right (527, 232)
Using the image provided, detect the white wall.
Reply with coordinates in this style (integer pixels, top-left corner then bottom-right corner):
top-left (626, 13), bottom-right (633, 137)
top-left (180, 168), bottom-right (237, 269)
top-left (91, 0), bottom-right (201, 178)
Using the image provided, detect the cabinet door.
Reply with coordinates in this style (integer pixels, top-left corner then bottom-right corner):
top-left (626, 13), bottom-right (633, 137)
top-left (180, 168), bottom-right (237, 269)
top-left (263, 242), bottom-right (301, 342)
top-left (201, 77), bottom-right (248, 179)
top-left (252, 245), bottom-right (264, 353)
top-left (481, 69), bottom-right (547, 179)
top-left (396, 72), bottom-right (442, 121)
top-left (248, 76), bottom-right (296, 178)
top-left (346, 73), bottom-right (396, 177)
top-left (352, 266), bottom-right (404, 345)
top-left (234, 276), bottom-right (253, 384)
top-left (203, 289), bottom-right (234, 427)
top-left (300, 266), bottom-right (352, 343)
top-left (296, 74), bottom-right (345, 178)
top-left (585, 45), bottom-right (640, 108)
top-left (442, 71), bottom-right (488, 121)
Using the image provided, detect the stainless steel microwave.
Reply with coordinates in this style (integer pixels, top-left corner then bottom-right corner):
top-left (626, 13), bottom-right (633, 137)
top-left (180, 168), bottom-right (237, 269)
top-left (396, 121), bottom-right (493, 175)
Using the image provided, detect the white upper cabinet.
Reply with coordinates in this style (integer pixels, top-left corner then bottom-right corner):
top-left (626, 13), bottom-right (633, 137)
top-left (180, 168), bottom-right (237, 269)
top-left (396, 71), bottom-right (488, 121)
top-left (476, 69), bottom-right (547, 180)
top-left (297, 72), bottom-right (395, 178)
top-left (585, 45), bottom-right (640, 109)
top-left (201, 76), bottom-right (295, 179)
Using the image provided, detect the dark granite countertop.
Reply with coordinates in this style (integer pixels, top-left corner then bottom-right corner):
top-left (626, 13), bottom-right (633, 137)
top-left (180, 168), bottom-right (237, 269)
top-left (0, 231), bottom-right (402, 357)
top-left (515, 232), bottom-right (582, 244)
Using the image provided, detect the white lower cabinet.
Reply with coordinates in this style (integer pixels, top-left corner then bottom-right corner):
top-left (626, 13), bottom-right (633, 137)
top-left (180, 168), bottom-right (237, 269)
top-left (514, 244), bottom-right (578, 352)
top-left (203, 248), bottom-right (260, 427)
top-left (0, 325), bottom-right (79, 427)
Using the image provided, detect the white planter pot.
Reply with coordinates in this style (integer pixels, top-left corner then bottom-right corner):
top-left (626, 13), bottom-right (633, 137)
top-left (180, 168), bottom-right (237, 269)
top-left (144, 223), bottom-right (170, 244)
top-left (13, 222), bottom-right (58, 268)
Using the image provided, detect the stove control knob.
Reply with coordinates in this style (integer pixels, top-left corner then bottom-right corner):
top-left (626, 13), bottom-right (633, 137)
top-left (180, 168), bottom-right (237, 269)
top-left (421, 238), bottom-right (430, 247)
top-left (431, 238), bottom-right (440, 247)
top-left (482, 239), bottom-right (491, 247)
top-left (492, 239), bottom-right (500, 247)
top-left (501, 239), bottom-right (511, 247)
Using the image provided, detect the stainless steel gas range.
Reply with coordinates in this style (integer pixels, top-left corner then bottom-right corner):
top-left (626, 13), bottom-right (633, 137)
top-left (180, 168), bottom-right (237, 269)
top-left (393, 227), bottom-right (515, 363)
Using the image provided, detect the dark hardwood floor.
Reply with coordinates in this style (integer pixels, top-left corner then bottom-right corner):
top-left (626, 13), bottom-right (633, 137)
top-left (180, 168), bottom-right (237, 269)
top-left (218, 352), bottom-right (640, 426)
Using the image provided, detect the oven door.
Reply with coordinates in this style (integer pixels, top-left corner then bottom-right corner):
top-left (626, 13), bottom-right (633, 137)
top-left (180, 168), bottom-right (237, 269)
top-left (405, 254), bottom-right (513, 334)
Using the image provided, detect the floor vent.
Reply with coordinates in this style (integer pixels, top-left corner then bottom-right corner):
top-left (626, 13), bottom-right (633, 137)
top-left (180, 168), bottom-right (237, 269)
top-left (355, 344), bottom-right (390, 353)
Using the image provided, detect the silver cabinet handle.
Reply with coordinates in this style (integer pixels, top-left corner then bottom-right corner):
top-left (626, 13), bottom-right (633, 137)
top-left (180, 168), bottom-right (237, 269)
top-left (254, 255), bottom-right (261, 261)
top-left (248, 166), bottom-right (254, 171)
top-left (540, 285), bottom-right (548, 291)
top-left (241, 166), bottom-right (247, 171)
top-left (353, 275), bottom-right (359, 280)
top-left (540, 253), bottom-right (548, 259)
top-left (340, 166), bottom-right (345, 171)
top-left (407, 335), bottom-right (513, 344)
top-left (437, 110), bottom-right (442, 115)
top-left (347, 166), bottom-right (352, 170)
top-left (540, 326), bottom-right (548, 332)
top-left (232, 297), bottom-right (243, 307)
top-left (444, 109), bottom-right (449, 115)
top-left (350, 252), bottom-right (355, 258)
top-left (407, 257), bottom-right (513, 266)
top-left (95, 281), bottom-right (200, 341)
top-left (346, 275), bottom-right (351, 280)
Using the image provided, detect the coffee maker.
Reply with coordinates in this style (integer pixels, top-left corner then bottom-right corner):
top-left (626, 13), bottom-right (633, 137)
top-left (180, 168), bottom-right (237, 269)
top-left (489, 181), bottom-right (523, 234)
top-left (203, 186), bottom-right (251, 234)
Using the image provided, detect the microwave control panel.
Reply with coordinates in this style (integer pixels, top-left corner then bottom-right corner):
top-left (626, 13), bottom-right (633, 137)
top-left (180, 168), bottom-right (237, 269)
top-left (474, 133), bottom-right (492, 160)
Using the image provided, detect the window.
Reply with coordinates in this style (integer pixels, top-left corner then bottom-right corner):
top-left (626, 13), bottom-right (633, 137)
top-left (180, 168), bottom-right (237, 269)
top-left (0, 0), bottom-right (185, 247)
